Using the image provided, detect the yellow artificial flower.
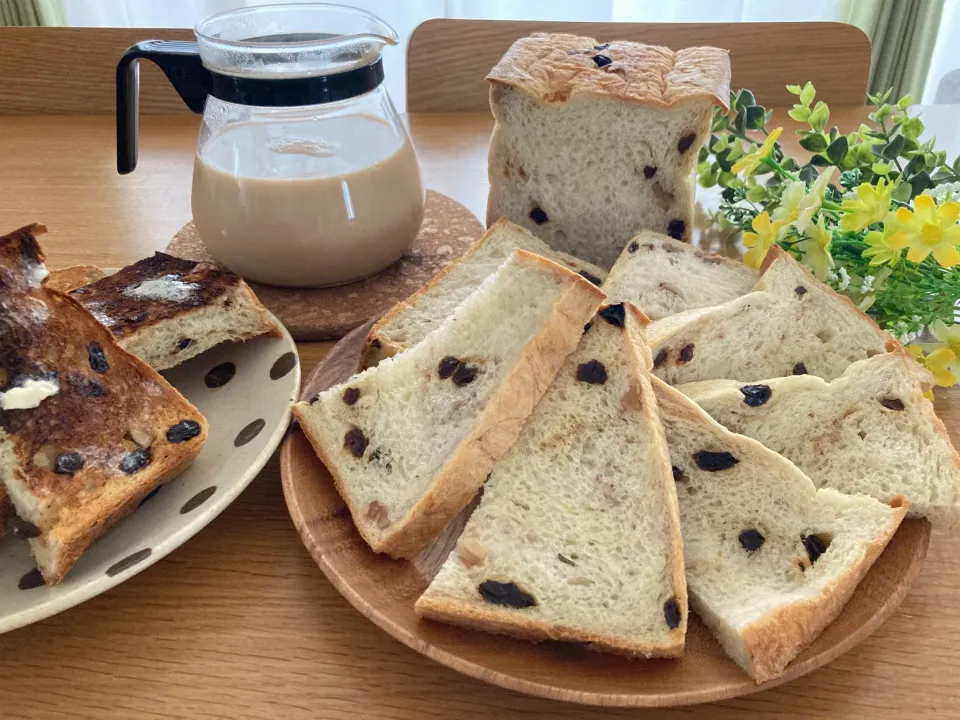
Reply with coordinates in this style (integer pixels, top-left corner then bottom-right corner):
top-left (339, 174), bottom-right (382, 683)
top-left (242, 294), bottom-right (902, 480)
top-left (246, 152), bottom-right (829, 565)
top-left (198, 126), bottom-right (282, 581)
top-left (774, 167), bottom-right (835, 233)
top-left (742, 211), bottom-right (783, 268)
top-left (839, 177), bottom-right (894, 232)
top-left (908, 344), bottom-right (957, 395)
top-left (888, 194), bottom-right (960, 267)
top-left (861, 227), bottom-right (902, 266)
top-left (732, 127), bottom-right (783, 176)
top-left (795, 215), bottom-right (834, 280)
top-left (932, 320), bottom-right (960, 370)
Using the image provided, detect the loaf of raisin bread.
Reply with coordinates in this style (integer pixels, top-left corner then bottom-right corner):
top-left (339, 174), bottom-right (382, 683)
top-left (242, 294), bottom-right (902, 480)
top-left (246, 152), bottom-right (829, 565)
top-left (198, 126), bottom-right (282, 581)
top-left (293, 250), bottom-right (604, 558)
top-left (602, 231), bottom-right (758, 320)
top-left (417, 303), bottom-right (687, 656)
top-left (361, 218), bottom-right (606, 368)
top-left (654, 376), bottom-right (907, 682)
top-left (679, 350), bottom-right (960, 522)
top-left (70, 252), bottom-right (276, 371)
top-left (45, 265), bottom-right (106, 293)
top-left (0, 225), bottom-right (208, 583)
top-left (648, 247), bottom-right (897, 384)
top-left (486, 33), bottom-right (730, 266)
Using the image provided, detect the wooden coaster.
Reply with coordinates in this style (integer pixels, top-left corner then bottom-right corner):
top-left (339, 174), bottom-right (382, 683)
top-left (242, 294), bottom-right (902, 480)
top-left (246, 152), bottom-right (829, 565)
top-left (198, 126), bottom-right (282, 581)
top-left (166, 190), bottom-right (483, 341)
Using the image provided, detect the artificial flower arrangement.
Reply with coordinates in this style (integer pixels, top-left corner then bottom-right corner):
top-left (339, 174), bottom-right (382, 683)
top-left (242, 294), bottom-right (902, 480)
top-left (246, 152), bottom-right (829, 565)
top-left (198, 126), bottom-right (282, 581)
top-left (698, 84), bottom-right (960, 394)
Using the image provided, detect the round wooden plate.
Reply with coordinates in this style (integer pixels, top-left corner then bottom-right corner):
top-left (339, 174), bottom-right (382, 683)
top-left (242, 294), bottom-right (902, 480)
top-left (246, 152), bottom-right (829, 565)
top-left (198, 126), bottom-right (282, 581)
top-left (280, 321), bottom-right (931, 707)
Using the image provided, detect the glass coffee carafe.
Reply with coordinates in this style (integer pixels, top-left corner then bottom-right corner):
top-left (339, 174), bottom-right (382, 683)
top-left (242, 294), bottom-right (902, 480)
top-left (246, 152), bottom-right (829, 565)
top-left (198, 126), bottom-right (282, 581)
top-left (117, 3), bottom-right (425, 288)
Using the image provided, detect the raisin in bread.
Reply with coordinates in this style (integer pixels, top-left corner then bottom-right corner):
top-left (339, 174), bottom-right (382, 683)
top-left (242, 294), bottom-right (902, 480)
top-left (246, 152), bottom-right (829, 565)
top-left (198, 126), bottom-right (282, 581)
top-left (653, 376), bottom-right (907, 682)
top-left (45, 265), bottom-right (105, 293)
top-left (293, 250), bottom-right (604, 558)
top-left (602, 231), bottom-right (758, 320)
top-left (416, 303), bottom-right (686, 656)
top-left (69, 252), bottom-right (276, 371)
top-left (648, 247), bottom-right (898, 384)
top-left (679, 350), bottom-right (960, 522)
top-left (361, 218), bottom-right (606, 368)
top-left (486, 33), bottom-right (730, 266)
top-left (0, 225), bottom-right (208, 583)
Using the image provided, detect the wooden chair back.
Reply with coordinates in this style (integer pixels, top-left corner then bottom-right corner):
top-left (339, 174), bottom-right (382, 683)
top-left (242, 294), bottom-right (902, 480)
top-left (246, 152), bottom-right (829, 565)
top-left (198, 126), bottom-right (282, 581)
top-left (407, 19), bottom-right (871, 113)
top-left (0, 27), bottom-right (193, 114)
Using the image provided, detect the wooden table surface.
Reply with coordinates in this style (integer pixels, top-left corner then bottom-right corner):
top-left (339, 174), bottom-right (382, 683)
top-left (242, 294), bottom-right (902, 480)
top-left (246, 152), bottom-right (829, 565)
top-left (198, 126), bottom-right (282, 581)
top-left (1, 107), bottom-right (959, 720)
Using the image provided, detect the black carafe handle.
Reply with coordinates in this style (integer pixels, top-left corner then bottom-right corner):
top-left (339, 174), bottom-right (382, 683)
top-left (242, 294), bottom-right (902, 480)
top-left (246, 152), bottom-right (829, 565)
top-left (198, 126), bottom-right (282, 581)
top-left (116, 40), bottom-right (210, 174)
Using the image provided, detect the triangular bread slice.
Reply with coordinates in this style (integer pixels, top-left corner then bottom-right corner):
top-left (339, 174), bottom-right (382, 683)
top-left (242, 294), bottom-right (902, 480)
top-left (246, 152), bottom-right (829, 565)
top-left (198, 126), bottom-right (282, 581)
top-left (602, 231), bottom-right (757, 320)
top-left (293, 249), bottom-right (604, 558)
top-left (360, 218), bottom-right (607, 368)
top-left (416, 303), bottom-right (687, 656)
top-left (0, 225), bottom-right (208, 583)
top-left (69, 252), bottom-right (277, 371)
top-left (678, 350), bottom-right (960, 522)
top-left (653, 376), bottom-right (907, 682)
top-left (647, 247), bottom-right (898, 384)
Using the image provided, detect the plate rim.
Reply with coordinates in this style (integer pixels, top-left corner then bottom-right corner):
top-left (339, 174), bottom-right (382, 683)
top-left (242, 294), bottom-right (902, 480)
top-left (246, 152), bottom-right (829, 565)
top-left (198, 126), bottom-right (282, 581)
top-left (280, 319), bottom-right (931, 708)
top-left (0, 310), bottom-right (300, 635)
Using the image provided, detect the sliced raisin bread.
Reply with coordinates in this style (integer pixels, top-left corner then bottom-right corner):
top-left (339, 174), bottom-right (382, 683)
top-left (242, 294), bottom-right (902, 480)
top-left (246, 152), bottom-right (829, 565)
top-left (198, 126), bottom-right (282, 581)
top-left (293, 250), bottom-right (604, 558)
top-left (602, 231), bottom-right (758, 320)
top-left (679, 350), bottom-right (960, 522)
top-left (486, 33), bottom-right (730, 266)
top-left (361, 218), bottom-right (606, 368)
top-left (416, 303), bottom-right (687, 656)
top-left (653, 376), bottom-right (907, 682)
top-left (0, 225), bottom-right (208, 583)
top-left (69, 252), bottom-right (276, 371)
top-left (648, 247), bottom-right (897, 384)
top-left (45, 265), bottom-right (106, 293)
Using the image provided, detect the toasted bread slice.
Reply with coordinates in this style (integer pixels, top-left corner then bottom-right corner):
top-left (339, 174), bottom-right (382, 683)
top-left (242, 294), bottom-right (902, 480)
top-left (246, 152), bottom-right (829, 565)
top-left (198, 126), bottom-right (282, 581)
top-left (0, 226), bottom-right (208, 584)
top-left (416, 303), bottom-right (687, 656)
top-left (653, 376), bottom-right (907, 682)
top-left (70, 252), bottom-right (276, 371)
top-left (602, 231), bottom-right (757, 320)
top-left (679, 350), bottom-right (960, 522)
top-left (648, 247), bottom-right (897, 384)
top-left (293, 250), bottom-right (604, 558)
top-left (361, 218), bottom-right (607, 368)
top-left (45, 265), bottom-right (105, 293)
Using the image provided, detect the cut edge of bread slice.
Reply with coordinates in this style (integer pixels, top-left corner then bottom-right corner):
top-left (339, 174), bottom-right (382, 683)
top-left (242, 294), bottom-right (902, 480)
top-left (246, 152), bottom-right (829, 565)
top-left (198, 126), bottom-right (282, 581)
top-left (294, 249), bottom-right (605, 558)
top-left (602, 230), bottom-right (758, 320)
top-left (416, 303), bottom-right (688, 657)
top-left (360, 217), bottom-right (607, 368)
top-left (652, 375), bottom-right (908, 682)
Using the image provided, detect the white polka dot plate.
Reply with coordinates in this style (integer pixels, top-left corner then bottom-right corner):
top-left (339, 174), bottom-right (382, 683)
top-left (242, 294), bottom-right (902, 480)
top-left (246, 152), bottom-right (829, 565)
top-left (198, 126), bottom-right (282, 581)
top-left (0, 311), bottom-right (299, 633)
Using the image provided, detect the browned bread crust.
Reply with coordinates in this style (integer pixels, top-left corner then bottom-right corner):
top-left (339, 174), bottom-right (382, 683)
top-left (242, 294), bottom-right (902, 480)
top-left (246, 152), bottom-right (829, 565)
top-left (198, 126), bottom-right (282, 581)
top-left (0, 226), bottom-right (208, 583)
top-left (488, 33), bottom-right (730, 109)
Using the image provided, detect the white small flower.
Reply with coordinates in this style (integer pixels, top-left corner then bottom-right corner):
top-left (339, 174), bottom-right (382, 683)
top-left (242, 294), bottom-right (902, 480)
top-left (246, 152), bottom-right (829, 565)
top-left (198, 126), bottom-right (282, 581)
top-left (861, 275), bottom-right (875, 293)
top-left (922, 181), bottom-right (960, 203)
top-left (837, 266), bottom-right (851, 291)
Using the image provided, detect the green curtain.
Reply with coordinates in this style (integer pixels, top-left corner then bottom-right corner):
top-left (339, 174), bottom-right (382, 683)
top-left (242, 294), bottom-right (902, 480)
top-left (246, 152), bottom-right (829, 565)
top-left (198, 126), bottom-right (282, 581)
top-left (0, 0), bottom-right (65, 26)
top-left (844, 0), bottom-right (944, 101)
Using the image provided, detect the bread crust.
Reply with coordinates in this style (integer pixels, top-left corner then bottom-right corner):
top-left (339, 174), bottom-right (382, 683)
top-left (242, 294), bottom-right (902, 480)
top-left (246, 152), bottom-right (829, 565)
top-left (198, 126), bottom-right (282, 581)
top-left (487, 33), bottom-right (730, 109)
top-left (296, 250), bottom-right (605, 558)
